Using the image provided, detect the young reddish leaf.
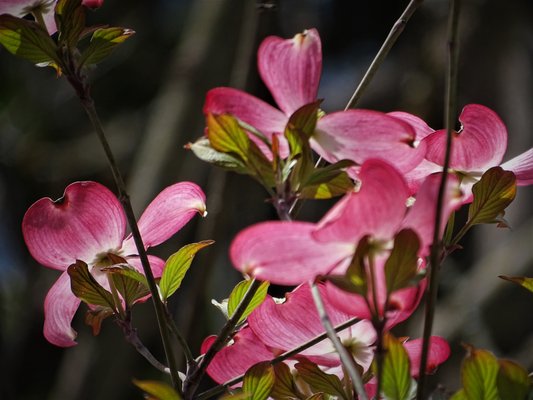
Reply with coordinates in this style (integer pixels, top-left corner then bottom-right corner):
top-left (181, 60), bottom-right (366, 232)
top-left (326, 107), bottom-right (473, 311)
top-left (460, 345), bottom-right (499, 400)
top-left (67, 260), bottom-right (116, 310)
top-left (496, 359), bottom-right (530, 400)
top-left (187, 137), bottom-right (248, 173)
top-left (379, 333), bottom-right (412, 400)
top-left (133, 379), bottom-right (181, 400)
top-left (227, 280), bottom-right (269, 324)
top-left (0, 15), bottom-right (60, 67)
top-left (295, 361), bottom-right (348, 399)
top-left (270, 362), bottom-right (306, 400)
top-left (242, 361), bottom-right (276, 400)
top-left (79, 27), bottom-right (135, 66)
top-left (159, 241), bottom-right (214, 301)
top-left (55, 0), bottom-right (85, 48)
top-left (499, 275), bottom-right (533, 295)
top-left (105, 265), bottom-right (150, 307)
top-left (384, 229), bottom-right (420, 294)
top-left (305, 395), bottom-right (325, 400)
top-left (468, 167), bottom-right (516, 226)
top-left (84, 306), bottom-right (113, 335)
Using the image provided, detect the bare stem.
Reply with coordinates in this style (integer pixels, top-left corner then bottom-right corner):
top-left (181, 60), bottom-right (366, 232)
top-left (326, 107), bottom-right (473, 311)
top-left (345, 0), bottom-right (424, 110)
top-left (195, 316), bottom-right (361, 400)
top-left (416, 0), bottom-right (461, 397)
top-left (310, 282), bottom-right (368, 400)
top-left (182, 279), bottom-right (262, 399)
top-left (74, 88), bottom-right (181, 392)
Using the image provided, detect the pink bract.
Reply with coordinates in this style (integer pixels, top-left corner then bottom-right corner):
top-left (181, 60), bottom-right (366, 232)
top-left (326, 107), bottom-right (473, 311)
top-left (22, 181), bottom-right (206, 347)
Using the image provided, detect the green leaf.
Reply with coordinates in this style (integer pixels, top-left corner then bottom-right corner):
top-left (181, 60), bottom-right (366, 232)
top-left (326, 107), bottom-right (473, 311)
top-left (380, 333), bottom-right (412, 400)
top-left (270, 362), bottom-right (305, 400)
top-left (461, 345), bottom-right (499, 400)
top-left (79, 27), bottom-right (135, 66)
top-left (449, 389), bottom-right (468, 400)
top-left (227, 280), bottom-right (269, 324)
top-left (499, 275), bottom-right (533, 295)
top-left (327, 236), bottom-right (370, 295)
top-left (105, 265), bottom-right (150, 307)
top-left (496, 359), bottom-right (530, 400)
top-left (384, 229), bottom-right (420, 294)
top-left (284, 101), bottom-right (321, 159)
top-left (299, 160), bottom-right (355, 200)
top-left (67, 260), bottom-right (117, 310)
top-left (242, 362), bottom-right (275, 400)
top-left (159, 241), bottom-right (214, 301)
top-left (55, 0), bottom-right (85, 48)
top-left (0, 15), bottom-right (60, 67)
top-left (187, 137), bottom-right (248, 173)
top-left (295, 361), bottom-right (348, 399)
top-left (133, 379), bottom-right (181, 400)
top-left (468, 167), bottom-right (516, 226)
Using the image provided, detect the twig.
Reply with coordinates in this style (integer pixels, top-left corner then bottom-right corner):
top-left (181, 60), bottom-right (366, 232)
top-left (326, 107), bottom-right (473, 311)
top-left (344, 0), bottom-right (424, 110)
top-left (416, 0), bottom-right (461, 397)
top-left (195, 316), bottom-right (361, 400)
top-left (182, 279), bottom-right (263, 399)
top-left (310, 282), bottom-right (368, 400)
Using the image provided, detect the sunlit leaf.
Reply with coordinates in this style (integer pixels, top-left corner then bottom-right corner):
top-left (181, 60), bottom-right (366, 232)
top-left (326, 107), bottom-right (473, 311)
top-left (187, 137), bottom-right (248, 173)
top-left (0, 15), bottom-right (60, 67)
top-left (80, 26), bottom-right (135, 66)
top-left (67, 260), bottom-right (116, 310)
top-left (295, 361), bottom-right (348, 399)
top-left (284, 101), bottom-right (321, 159)
top-left (327, 236), bottom-right (370, 295)
top-left (227, 280), bottom-right (269, 324)
top-left (300, 160), bottom-right (355, 200)
top-left (496, 359), bottom-right (530, 400)
top-left (499, 275), bottom-right (533, 295)
top-left (270, 362), bottom-right (305, 400)
top-left (449, 389), bottom-right (467, 400)
top-left (242, 362), bottom-right (275, 400)
top-left (384, 229), bottom-right (420, 294)
top-left (159, 241), bottom-right (214, 301)
top-left (55, 0), bottom-right (85, 47)
top-left (468, 167), bottom-right (516, 226)
top-left (133, 379), bottom-right (181, 400)
top-left (461, 345), bottom-right (499, 400)
top-left (380, 333), bottom-right (412, 400)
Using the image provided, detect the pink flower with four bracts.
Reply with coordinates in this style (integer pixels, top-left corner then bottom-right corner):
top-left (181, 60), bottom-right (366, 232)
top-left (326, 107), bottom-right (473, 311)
top-left (22, 180), bottom-right (206, 347)
top-left (205, 29), bottom-right (425, 172)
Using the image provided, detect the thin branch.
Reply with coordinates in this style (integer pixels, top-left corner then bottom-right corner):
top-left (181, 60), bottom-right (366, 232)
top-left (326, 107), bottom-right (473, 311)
top-left (182, 279), bottom-right (263, 399)
top-left (195, 316), bottom-right (361, 400)
top-left (164, 306), bottom-right (195, 368)
top-left (416, 0), bottom-right (461, 397)
top-left (344, 0), bottom-right (424, 110)
top-left (310, 283), bottom-right (368, 400)
top-left (75, 91), bottom-right (181, 392)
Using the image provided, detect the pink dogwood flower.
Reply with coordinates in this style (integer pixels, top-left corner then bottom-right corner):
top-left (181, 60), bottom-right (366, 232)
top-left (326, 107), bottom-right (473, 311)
top-left (0, 0), bottom-right (104, 34)
top-left (397, 104), bottom-right (533, 196)
top-left (230, 159), bottom-right (461, 323)
top-left (204, 29), bottom-right (425, 172)
top-left (22, 180), bottom-right (206, 347)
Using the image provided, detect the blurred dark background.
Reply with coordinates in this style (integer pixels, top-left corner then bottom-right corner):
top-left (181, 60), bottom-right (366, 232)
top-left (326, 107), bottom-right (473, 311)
top-left (1, 0), bottom-right (532, 398)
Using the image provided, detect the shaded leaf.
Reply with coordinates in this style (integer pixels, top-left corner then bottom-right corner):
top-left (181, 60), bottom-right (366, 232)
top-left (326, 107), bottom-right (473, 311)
top-left (270, 362), bottom-right (305, 400)
top-left (499, 275), bottom-right (533, 295)
top-left (300, 161), bottom-right (355, 200)
top-left (496, 359), bottom-right (530, 400)
top-left (67, 260), bottom-right (116, 310)
top-left (55, 0), bottom-right (85, 47)
top-left (306, 395), bottom-right (325, 400)
top-left (327, 236), bottom-right (371, 295)
top-left (84, 306), bottom-right (113, 335)
top-left (108, 266), bottom-right (150, 307)
top-left (285, 101), bottom-right (321, 159)
top-left (0, 15), bottom-right (60, 67)
top-left (295, 361), bottom-right (348, 399)
top-left (133, 379), bottom-right (181, 400)
top-left (449, 389), bottom-right (468, 400)
top-left (461, 345), bottom-right (499, 400)
top-left (242, 362), bottom-right (275, 400)
top-left (227, 280), bottom-right (269, 324)
top-left (80, 26), bottom-right (135, 66)
top-left (186, 137), bottom-right (248, 173)
top-left (159, 241), bottom-right (214, 301)
top-left (380, 333), bottom-right (412, 400)
top-left (468, 167), bottom-right (516, 226)
top-left (384, 229), bottom-right (420, 294)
